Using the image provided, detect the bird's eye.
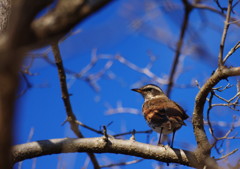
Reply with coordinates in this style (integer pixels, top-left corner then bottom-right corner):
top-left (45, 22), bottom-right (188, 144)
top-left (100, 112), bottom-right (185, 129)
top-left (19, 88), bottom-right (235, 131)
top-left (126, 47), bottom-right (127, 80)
top-left (144, 88), bottom-right (152, 92)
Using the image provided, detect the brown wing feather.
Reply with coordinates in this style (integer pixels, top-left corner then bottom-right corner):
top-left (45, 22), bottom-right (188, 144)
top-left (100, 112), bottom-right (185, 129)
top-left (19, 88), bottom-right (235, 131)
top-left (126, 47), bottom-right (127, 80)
top-left (143, 97), bottom-right (188, 122)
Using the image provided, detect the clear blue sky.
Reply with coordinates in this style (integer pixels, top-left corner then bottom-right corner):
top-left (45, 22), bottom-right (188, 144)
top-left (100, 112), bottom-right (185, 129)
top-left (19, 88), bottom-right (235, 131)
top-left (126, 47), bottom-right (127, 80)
top-left (15, 0), bottom-right (240, 169)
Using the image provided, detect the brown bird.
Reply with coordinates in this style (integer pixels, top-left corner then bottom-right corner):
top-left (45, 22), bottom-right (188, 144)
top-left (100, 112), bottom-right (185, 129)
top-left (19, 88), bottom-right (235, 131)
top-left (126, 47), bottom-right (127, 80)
top-left (132, 84), bottom-right (188, 147)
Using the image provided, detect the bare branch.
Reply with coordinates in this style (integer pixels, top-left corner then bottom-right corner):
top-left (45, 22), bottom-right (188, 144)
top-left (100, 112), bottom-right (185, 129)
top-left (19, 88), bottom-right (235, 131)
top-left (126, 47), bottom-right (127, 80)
top-left (192, 66), bottom-right (240, 165)
top-left (215, 149), bottom-right (238, 161)
top-left (11, 137), bottom-right (200, 168)
top-left (32, 0), bottom-right (113, 46)
top-left (51, 43), bottom-right (100, 169)
top-left (105, 101), bottom-right (141, 115)
top-left (207, 91), bottom-right (217, 140)
top-left (192, 3), bottom-right (240, 27)
top-left (0, 1), bottom-right (52, 168)
top-left (113, 130), bottom-right (152, 138)
top-left (17, 73), bottom-right (32, 98)
top-left (166, 0), bottom-right (193, 96)
top-left (100, 159), bottom-right (144, 168)
top-left (218, 116), bottom-right (238, 140)
top-left (214, 0), bottom-right (227, 13)
top-left (218, 0), bottom-right (233, 68)
top-left (115, 55), bottom-right (168, 85)
top-left (223, 41), bottom-right (240, 64)
top-left (75, 121), bottom-right (103, 135)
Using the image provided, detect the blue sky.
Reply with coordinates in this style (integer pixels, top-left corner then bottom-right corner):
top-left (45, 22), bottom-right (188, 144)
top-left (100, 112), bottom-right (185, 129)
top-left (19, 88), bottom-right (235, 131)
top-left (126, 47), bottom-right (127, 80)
top-left (15, 0), bottom-right (240, 169)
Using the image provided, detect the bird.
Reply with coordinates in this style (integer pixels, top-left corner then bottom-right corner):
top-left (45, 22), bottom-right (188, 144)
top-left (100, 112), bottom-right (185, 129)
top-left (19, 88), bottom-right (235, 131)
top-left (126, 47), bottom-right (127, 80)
top-left (132, 84), bottom-right (188, 147)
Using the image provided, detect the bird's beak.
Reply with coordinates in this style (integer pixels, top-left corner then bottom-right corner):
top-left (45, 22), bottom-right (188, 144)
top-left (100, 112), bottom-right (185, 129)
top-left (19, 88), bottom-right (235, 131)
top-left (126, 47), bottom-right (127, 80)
top-left (131, 88), bottom-right (142, 93)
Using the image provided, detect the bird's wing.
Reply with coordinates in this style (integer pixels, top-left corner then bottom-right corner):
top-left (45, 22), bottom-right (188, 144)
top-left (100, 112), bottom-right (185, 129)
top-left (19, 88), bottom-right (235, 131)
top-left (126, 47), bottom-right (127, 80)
top-left (172, 101), bottom-right (189, 120)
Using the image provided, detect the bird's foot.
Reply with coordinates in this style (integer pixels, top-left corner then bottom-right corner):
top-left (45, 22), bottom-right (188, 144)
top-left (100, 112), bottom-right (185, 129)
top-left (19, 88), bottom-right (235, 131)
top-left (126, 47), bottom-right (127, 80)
top-left (163, 144), bottom-right (174, 150)
top-left (157, 143), bottom-right (164, 147)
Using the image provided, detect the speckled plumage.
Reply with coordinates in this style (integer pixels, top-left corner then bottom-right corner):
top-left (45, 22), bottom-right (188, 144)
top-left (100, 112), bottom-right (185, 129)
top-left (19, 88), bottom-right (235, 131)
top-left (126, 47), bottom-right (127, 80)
top-left (132, 84), bottom-right (188, 147)
top-left (143, 96), bottom-right (188, 134)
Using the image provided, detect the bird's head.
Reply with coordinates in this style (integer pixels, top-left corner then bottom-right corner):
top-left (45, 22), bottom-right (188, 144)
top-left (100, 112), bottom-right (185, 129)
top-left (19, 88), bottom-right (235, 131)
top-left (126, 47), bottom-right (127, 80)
top-left (132, 84), bottom-right (165, 101)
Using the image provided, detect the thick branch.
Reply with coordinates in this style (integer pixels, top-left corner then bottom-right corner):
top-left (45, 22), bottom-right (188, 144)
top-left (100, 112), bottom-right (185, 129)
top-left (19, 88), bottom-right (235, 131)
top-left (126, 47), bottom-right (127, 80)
top-left (0, 0), bottom-right (11, 34)
top-left (31, 0), bottom-right (113, 46)
top-left (192, 67), bottom-right (240, 164)
top-left (0, 1), bottom-right (51, 169)
top-left (12, 137), bottom-right (200, 168)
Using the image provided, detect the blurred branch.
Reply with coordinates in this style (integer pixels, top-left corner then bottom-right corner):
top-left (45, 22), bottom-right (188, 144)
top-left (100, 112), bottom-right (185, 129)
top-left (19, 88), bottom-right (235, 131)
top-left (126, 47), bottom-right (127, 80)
top-left (29, 48), bottom-right (114, 92)
top-left (17, 73), bottom-right (32, 98)
top-left (0, 0), bottom-right (113, 167)
top-left (100, 159), bottom-right (144, 168)
top-left (0, 1), bottom-right (157, 169)
top-left (0, 0), bottom-right (10, 34)
top-left (12, 137), bottom-right (201, 168)
top-left (0, 0), bottom-right (44, 169)
top-left (105, 101), bottom-right (141, 115)
top-left (115, 55), bottom-right (168, 85)
top-left (31, 0), bottom-right (113, 47)
top-left (217, 116), bottom-right (239, 141)
top-left (166, 0), bottom-right (193, 97)
top-left (51, 43), bottom-right (100, 169)
top-left (215, 149), bottom-right (238, 161)
top-left (214, 0), bottom-right (227, 13)
top-left (192, 3), bottom-right (240, 27)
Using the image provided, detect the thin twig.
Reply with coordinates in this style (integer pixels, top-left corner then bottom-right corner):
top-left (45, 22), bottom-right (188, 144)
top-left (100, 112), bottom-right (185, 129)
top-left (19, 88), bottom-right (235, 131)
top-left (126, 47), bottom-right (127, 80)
top-left (218, 116), bottom-right (237, 141)
top-left (115, 55), bottom-right (168, 85)
top-left (105, 101), bottom-right (141, 115)
top-left (214, 0), bottom-right (227, 13)
top-left (102, 125), bottom-right (109, 142)
top-left (130, 129), bottom-right (136, 141)
top-left (51, 43), bottom-right (100, 169)
top-left (215, 149), bottom-right (238, 160)
top-left (17, 73), bottom-right (32, 98)
top-left (100, 159), bottom-right (144, 168)
top-left (212, 83), bottom-right (233, 92)
top-left (218, 0), bottom-right (233, 68)
top-left (223, 41), bottom-right (240, 64)
top-left (192, 3), bottom-right (240, 27)
top-left (207, 91), bottom-right (217, 140)
top-left (75, 121), bottom-right (103, 135)
top-left (113, 129), bottom-right (152, 138)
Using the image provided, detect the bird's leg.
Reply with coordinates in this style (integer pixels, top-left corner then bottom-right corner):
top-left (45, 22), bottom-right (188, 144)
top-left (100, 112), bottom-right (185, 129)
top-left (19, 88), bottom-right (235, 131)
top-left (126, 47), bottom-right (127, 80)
top-left (171, 129), bottom-right (176, 148)
top-left (158, 127), bottom-right (163, 145)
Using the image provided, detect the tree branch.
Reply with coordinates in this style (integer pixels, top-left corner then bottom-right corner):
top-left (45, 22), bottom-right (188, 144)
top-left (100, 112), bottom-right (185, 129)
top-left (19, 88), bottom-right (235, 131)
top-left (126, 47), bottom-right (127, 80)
top-left (192, 66), bottom-right (240, 166)
top-left (31, 0), bottom-right (113, 46)
top-left (52, 43), bottom-right (100, 169)
top-left (166, 0), bottom-right (192, 97)
top-left (218, 0), bottom-right (233, 68)
top-left (11, 137), bottom-right (200, 168)
top-left (192, 3), bottom-right (240, 27)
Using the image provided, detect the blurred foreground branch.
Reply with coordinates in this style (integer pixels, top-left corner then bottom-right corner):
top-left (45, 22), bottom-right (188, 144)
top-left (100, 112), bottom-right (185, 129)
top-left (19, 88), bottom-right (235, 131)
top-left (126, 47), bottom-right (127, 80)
top-left (0, 0), bottom-right (113, 168)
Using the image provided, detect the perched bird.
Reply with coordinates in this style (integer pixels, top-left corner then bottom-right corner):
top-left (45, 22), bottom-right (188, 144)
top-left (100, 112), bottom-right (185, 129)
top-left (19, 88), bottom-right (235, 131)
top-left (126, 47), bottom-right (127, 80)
top-left (132, 84), bottom-right (188, 147)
